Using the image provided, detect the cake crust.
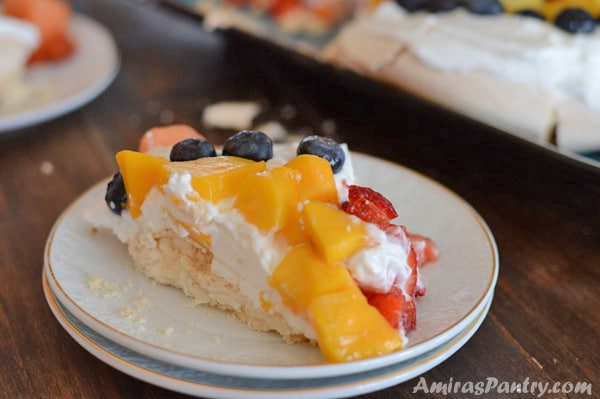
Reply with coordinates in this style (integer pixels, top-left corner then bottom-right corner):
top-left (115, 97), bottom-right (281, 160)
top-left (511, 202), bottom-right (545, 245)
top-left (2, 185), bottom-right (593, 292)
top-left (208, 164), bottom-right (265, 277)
top-left (126, 227), bottom-right (310, 344)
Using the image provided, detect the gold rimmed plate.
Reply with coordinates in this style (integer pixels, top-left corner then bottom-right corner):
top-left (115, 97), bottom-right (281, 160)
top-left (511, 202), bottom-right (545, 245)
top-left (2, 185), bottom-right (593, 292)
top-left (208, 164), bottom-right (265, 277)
top-left (44, 152), bottom-right (498, 379)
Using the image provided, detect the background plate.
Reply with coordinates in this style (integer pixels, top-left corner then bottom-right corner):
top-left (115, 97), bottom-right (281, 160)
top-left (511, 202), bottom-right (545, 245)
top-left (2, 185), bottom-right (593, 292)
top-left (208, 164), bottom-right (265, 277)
top-left (0, 14), bottom-right (119, 132)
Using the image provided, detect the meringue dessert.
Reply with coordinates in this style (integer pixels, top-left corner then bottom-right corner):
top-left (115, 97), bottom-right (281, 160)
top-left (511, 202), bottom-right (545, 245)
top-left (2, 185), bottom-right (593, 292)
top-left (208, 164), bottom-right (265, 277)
top-left (87, 124), bottom-right (438, 362)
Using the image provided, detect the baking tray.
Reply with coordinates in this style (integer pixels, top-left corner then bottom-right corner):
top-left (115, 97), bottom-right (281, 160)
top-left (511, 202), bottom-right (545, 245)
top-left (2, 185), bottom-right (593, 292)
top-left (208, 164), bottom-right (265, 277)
top-left (157, 0), bottom-right (600, 176)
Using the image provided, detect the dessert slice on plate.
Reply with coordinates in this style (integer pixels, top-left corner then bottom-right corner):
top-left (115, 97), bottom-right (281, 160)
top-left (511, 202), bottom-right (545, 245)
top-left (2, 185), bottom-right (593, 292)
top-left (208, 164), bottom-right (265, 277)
top-left (87, 124), bottom-right (438, 363)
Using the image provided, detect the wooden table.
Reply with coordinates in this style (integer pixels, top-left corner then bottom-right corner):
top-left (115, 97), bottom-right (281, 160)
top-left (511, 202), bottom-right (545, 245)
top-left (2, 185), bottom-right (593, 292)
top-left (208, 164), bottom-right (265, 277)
top-left (1, 1), bottom-right (598, 397)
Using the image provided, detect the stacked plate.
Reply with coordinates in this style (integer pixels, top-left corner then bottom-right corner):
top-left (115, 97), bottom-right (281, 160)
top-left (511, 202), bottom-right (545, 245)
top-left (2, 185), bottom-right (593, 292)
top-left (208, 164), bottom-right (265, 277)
top-left (43, 152), bottom-right (499, 399)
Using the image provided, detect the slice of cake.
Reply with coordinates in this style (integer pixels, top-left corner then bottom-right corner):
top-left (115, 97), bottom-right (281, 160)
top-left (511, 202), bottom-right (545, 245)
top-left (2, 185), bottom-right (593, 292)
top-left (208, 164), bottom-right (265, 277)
top-left (87, 124), bottom-right (438, 362)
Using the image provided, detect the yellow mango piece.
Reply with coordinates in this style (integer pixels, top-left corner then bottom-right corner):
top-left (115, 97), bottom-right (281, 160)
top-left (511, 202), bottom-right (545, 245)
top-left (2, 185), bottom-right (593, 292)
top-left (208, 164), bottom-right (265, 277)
top-left (541, 0), bottom-right (600, 19)
top-left (275, 208), bottom-right (309, 246)
top-left (234, 166), bottom-right (299, 233)
top-left (116, 150), bottom-right (169, 218)
top-left (116, 151), bottom-right (266, 216)
top-left (269, 244), bottom-right (356, 312)
top-left (301, 201), bottom-right (368, 264)
top-left (309, 287), bottom-right (404, 362)
top-left (499, 0), bottom-right (543, 13)
top-left (284, 154), bottom-right (338, 204)
top-left (164, 156), bottom-right (266, 203)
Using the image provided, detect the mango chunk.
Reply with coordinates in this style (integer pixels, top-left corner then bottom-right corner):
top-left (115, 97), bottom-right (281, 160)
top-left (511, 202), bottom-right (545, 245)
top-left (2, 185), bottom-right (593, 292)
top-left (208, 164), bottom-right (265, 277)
top-left (234, 166), bottom-right (300, 233)
top-left (309, 286), bottom-right (404, 362)
top-left (116, 151), bottom-right (266, 216)
top-left (116, 150), bottom-right (169, 218)
top-left (499, 0), bottom-right (543, 13)
top-left (541, 0), bottom-right (600, 19)
top-left (275, 208), bottom-right (309, 246)
top-left (284, 154), bottom-right (338, 204)
top-left (301, 200), bottom-right (368, 264)
top-left (164, 156), bottom-right (266, 203)
top-left (270, 244), bottom-right (356, 313)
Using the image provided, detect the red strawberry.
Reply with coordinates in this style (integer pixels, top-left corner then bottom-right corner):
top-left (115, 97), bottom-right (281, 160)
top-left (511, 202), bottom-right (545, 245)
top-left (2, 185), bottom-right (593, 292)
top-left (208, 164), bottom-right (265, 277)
top-left (401, 297), bottom-right (417, 333)
top-left (363, 286), bottom-right (405, 329)
top-left (405, 245), bottom-right (419, 298)
top-left (363, 286), bottom-right (417, 333)
top-left (407, 232), bottom-right (439, 267)
top-left (342, 185), bottom-right (398, 229)
top-left (269, 0), bottom-right (301, 16)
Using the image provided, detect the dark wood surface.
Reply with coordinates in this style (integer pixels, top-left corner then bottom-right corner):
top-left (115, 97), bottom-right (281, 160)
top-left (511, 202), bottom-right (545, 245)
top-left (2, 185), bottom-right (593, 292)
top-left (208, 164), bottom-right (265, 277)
top-left (1, 1), bottom-right (598, 398)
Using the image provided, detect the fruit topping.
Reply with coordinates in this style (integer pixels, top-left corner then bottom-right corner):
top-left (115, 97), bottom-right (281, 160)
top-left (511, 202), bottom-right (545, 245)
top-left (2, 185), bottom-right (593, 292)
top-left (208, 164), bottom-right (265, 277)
top-left (466, 0), bottom-right (505, 15)
top-left (362, 225), bottom-right (422, 333)
top-left (222, 130), bottom-right (273, 162)
top-left (427, 0), bottom-right (460, 12)
top-left (406, 231), bottom-right (440, 267)
top-left (296, 135), bottom-right (345, 174)
top-left (138, 125), bottom-right (207, 153)
top-left (554, 8), bottom-right (596, 33)
top-left (170, 138), bottom-right (217, 161)
top-left (341, 185), bottom-right (398, 230)
top-left (363, 286), bottom-right (407, 330)
top-left (234, 166), bottom-right (300, 233)
top-left (163, 156), bottom-right (266, 203)
top-left (394, 0), bottom-right (429, 12)
top-left (115, 151), bottom-right (169, 218)
top-left (517, 9), bottom-right (545, 19)
top-left (104, 172), bottom-right (127, 215)
top-left (301, 200), bottom-right (368, 264)
top-left (309, 285), bottom-right (404, 362)
top-left (270, 244), bottom-right (357, 313)
top-left (284, 154), bottom-right (339, 204)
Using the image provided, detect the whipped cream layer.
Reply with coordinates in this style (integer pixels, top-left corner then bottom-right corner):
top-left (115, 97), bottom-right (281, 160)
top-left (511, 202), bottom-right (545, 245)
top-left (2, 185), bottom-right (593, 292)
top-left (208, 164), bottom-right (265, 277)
top-left (87, 144), bottom-right (415, 341)
top-left (0, 16), bottom-right (39, 108)
top-left (354, 3), bottom-right (600, 110)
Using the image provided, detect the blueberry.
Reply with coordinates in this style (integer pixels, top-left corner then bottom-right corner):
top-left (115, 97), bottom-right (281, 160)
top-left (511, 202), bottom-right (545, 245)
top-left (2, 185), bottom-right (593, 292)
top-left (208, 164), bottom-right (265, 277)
top-left (395, 0), bottom-right (428, 12)
top-left (105, 172), bottom-right (127, 215)
top-left (555, 8), bottom-right (596, 34)
top-left (427, 0), bottom-right (459, 13)
top-left (296, 135), bottom-right (345, 174)
top-left (517, 9), bottom-right (545, 20)
top-left (222, 130), bottom-right (273, 162)
top-left (466, 0), bottom-right (504, 15)
top-left (170, 138), bottom-right (217, 161)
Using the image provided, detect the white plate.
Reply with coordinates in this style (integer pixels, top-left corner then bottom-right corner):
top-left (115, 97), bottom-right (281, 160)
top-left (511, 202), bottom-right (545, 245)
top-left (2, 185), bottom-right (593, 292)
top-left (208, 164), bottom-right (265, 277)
top-left (43, 271), bottom-right (494, 399)
top-left (44, 152), bottom-right (498, 379)
top-left (0, 14), bottom-right (119, 132)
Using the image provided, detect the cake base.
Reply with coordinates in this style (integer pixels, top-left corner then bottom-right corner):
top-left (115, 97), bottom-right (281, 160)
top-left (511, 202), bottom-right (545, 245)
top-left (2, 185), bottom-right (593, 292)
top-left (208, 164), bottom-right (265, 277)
top-left (126, 227), bottom-right (309, 344)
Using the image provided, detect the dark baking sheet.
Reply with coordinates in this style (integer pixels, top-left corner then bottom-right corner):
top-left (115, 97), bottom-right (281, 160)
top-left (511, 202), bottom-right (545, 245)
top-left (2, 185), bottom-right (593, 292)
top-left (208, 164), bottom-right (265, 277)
top-left (158, 0), bottom-right (600, 176)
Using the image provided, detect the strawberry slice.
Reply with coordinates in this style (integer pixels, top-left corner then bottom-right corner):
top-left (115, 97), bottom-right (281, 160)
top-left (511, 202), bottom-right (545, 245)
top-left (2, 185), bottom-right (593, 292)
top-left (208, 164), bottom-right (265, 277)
top-left (341, 185), bottom-right (398, 229)
top-left (407, 232), bottom-right (439, 267)
top-left (363, 286), bottom-right (404, 330)
top-left (362, 285), bottom-right (417, 333)
top-left (269, 0), bottom-right (301, 16)
top-left (401, 297), bottom-right (417, 333)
